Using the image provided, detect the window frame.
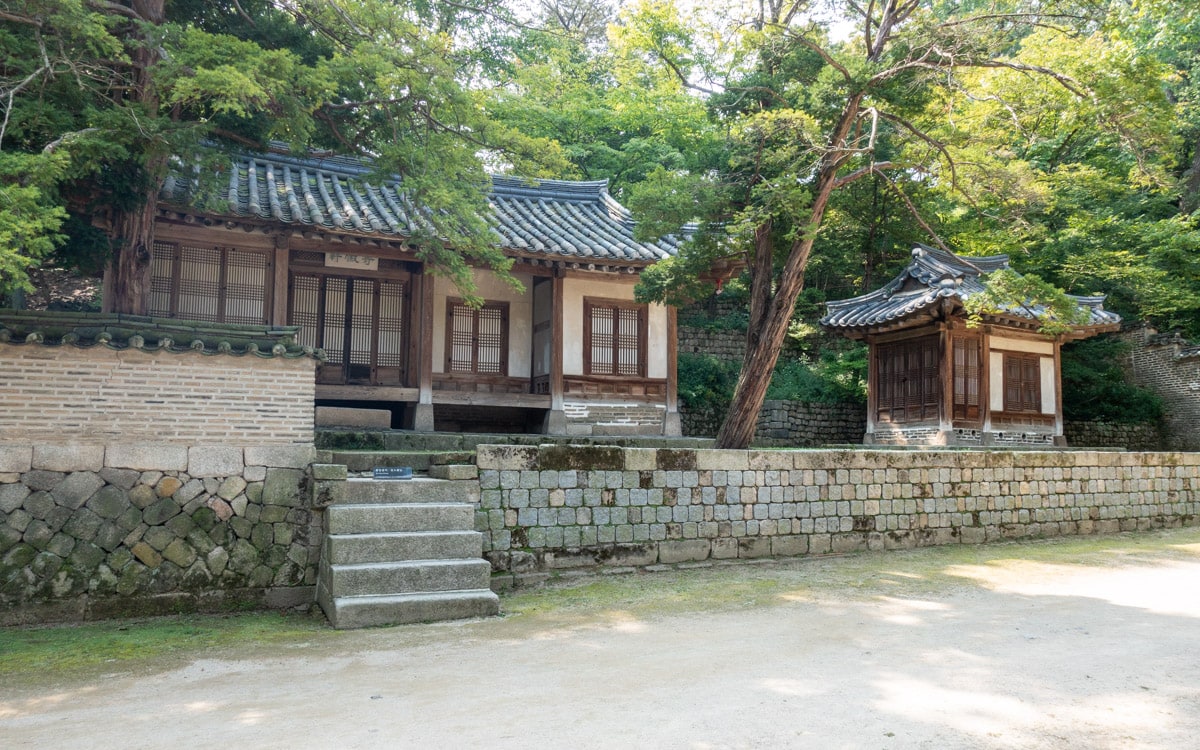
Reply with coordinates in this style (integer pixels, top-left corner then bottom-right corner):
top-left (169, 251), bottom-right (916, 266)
top-left (583, 297), bottom-right (648, 378)
top-left (444, 297), bottom-right (510, 376)
top-left (952, 334), bottom-right (983, 422)
top-left (1002, 351), bottom-right (1042, 414)
top-left (149, 241), bottom-right (273, 325)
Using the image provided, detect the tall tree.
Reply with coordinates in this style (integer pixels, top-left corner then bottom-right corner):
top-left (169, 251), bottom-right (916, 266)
top-left (624, 0), bottom-right (1160, 448)
top-left (0, 0), bottom-right (567, 309)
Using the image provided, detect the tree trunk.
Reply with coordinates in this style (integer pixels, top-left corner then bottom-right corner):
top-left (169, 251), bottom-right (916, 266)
top-left (101, 0), bottom-right (165, 315)
top-left (103, 194), bottom-right (160, 315)
top-left (715, 94), bottom-right (865, 449)
top-left (1182, 134), bottom-right (1200, 215)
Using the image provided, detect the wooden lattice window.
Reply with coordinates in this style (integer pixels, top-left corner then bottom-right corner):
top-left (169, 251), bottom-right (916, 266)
top-left (952, 336), bottom-right (982, 421)
top-left (446, 299), bottom-right (508, 375)
top-left (289, 273), bottom-right (407, 385)
top-left (584, 298), bottom-right (646, 377)
top-left (1003, 352), bottom-right (1042, 413)
top-left (149, 241), bottom-right (270, 324)
top-left (875, 336), bottom-right (940, 423)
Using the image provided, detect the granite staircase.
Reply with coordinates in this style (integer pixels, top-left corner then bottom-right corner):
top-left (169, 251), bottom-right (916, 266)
top-left (316, 476), bottom-right (498, 629)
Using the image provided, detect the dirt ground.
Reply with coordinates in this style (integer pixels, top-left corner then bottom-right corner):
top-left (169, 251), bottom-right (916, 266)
top-left (3, 528), bottom-right (1199, 749)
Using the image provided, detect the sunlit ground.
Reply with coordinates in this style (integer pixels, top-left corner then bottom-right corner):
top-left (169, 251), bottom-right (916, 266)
top-left (3, 526), bottom-right (1199, 749)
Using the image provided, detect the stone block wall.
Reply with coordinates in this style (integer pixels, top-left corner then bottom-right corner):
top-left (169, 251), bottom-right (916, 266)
top-left (1065, 420), bottom-right (1164, 451)
top-left (0, 443), bottom-right (340, 624)
top-left (1123, 326), bottom-right (1200, 451)
top-left (475, 445), bottom-right (1199, 579)
top-left (682, 400), bottom-right (866, 445)
top-left (0, 345), bottom-right (315, 445)
top-left (678, 326), bottom-right (746, 361)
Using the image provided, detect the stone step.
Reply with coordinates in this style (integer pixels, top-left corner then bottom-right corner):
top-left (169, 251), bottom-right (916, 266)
top-left (327, 503), bottom-right (474, 534)
top-left (323, 590), bottom-right (500, 629)
top-left (326, 558), bottom-right (492, 597)
top-left (427, 464), bottom-right (479, 480)
top-left (330, 450), bottom-right (444, 472)
top-left (326, 530), bottom-right (483, 564)
top-left (316, 429), bottom-right (716, 452)
top-left (343, 477), bottom-right (477, 505)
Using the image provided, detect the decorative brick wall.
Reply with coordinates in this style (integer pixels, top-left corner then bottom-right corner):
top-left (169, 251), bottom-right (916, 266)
top-left (475, 445), bottom-right (1199, 581)
top-left (0, 443), bottom-right (343, 624)
top-left (0, 345), bottom-right (315, 445)
top-left (682, 400), bottom-right (866, 445)
top-left (1123, 326), bottom-right (1200, 451)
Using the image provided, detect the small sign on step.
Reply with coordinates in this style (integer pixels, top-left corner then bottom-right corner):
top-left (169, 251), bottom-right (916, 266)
top-left (372, 466), bottom-right (413, 480)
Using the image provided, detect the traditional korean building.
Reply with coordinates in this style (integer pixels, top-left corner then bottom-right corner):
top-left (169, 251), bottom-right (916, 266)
top-left (124, 147), bottom-right (687, 435)
top-left (821, 245), bottom-right (1121, 447)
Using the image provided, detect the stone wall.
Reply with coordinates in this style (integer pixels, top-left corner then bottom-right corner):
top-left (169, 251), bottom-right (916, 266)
top-left (1065, 420), bottom-right (1164, 451)
top-left (0, 344), bottom-right (315, 445)
top-left (678, 326), bottom-right (746, 361)
top-left (475, 445), bottom-right (1199, 581)
top-left (1123, 326), bottom-right (1200, 451)
top-left (681, 400), bottom-right (866, 445)
top-left (0, 443), bottom-right (344, 624)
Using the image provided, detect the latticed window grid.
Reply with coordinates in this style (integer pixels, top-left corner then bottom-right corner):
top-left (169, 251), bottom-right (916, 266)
top-left (953, 336), bottom-right (982, 420)
top-left (446, 300), bottom-right (508, 375)
top-left (289, 273), bottom-right (409, 382)
top-left (148, 242), bottom-right (269, 324)
top-left (584, 299), bottom-right (646, 377)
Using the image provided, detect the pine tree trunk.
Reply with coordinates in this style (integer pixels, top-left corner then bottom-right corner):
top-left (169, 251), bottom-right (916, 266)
top-left (715, 94), bottom-right (864, 449)
top-left (101, 0), bottom-right (165, 315)
top-left (104, 196), bottom-right (159, 315)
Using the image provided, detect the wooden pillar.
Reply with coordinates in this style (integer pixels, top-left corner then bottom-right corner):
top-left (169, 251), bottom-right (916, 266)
top-left (1053, 339), bottom-right (1066, 446)
top-left (939, 324), bottom-right (954, 444)
top-left (271, 233), bottom-right (291, 326)
top-left (980, 329), bottom-right (993, 445)
top-left (862, 335), bottom-right (876, 445)
top-left (543, 273), bottom-right (567, 434)
top-left (663, 305), bottom-right (682, 436)
top-left (410, 270), bottom-right (435, 432)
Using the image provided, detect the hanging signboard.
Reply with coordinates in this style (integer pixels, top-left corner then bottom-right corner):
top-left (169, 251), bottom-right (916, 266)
top-left (325, 253), bottom-right (379, 271)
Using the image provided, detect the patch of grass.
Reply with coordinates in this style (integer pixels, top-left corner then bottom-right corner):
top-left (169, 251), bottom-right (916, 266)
top-left (0, 611), bottom-right (333, 685)
top-left (501, 527), bottom-right (1200, 623)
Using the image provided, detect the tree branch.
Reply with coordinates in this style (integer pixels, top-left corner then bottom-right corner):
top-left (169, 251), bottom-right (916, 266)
top-left (831, 161), bottom-right (895, 189)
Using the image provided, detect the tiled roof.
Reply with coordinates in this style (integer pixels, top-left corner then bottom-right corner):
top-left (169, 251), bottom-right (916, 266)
top-left (821, 245), bottom-right (1122, 332)
top-left (159, 149), bottom-right (684, 264)
top-left (0, 311), bottom-right (321, 360)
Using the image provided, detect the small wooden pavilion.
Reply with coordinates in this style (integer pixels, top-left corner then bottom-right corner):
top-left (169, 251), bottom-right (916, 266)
top-left (95, 145), bottom-right (690, 435)
top-left (821, 245), bottom-right (1121, 447)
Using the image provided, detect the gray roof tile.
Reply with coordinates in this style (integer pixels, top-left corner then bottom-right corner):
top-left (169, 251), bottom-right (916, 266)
top-left (160, 150), bottom-right (683, 264)
top-left (821, 245), bottom-right (1121, 332)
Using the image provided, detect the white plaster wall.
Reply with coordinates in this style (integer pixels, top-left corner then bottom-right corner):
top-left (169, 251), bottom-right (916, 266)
top-left (989, 335), bottom-right (1054, 355)
top-left (432, 269), bottom-right (533, 377)
top-left (1040, 355), bottom-right (1056, 415)
top-left (989, 352), bottom-right (1005, 413)
top-left (562, 277), bottom-right (667, 378)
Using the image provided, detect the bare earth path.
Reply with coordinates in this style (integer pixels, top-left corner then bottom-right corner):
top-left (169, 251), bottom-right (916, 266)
top-left (3, 528), bottom-right (1199, 749)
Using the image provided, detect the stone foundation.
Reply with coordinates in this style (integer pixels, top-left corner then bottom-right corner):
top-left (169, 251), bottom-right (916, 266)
top-left (0, 443), bottom-right (342, 624)
top-left (475, 445), bottom-right (1199, 580)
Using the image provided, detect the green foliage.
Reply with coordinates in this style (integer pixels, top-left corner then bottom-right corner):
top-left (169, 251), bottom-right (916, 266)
top-left (963, 268), bottom-right (1091, 337)
top-left (766, 347), bottom-right (868, 405)
top-left (0, 152), bottom-right (69, 295)
top-left (676, 353), bottom-right (739, 411)
top-left (1061, 337), bottom-right (1163, 423)
top-left (677, 343), bottom-right (867, 412)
